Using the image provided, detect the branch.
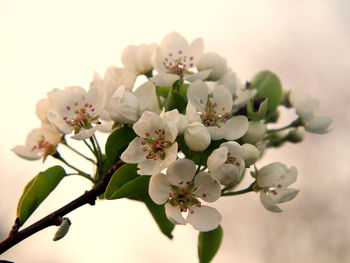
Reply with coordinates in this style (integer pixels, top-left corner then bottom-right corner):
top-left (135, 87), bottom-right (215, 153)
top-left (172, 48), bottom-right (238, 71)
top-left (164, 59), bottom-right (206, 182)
top-left (0, 161), bottom-right (123, 255)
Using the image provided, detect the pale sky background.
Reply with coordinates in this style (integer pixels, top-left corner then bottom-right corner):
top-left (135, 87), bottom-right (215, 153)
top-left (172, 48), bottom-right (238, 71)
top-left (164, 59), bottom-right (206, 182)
top-left (1, 0), bottom-right (350, 262)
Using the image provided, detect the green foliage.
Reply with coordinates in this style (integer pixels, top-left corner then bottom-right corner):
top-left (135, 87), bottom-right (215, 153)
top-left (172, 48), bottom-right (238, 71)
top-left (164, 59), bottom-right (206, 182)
top-left (105, 126), bottom-right (136, 164)
top-left (198, 225), bottom-right (223, 263)
top-left (17, 166), bottom-right (66, 226)
top-left (251, 71), bottom-right (283, 116)
top-left (246, 98), bottom-right (268, 121)
top-left (105, 164), bottom-right (149, 199)
top-left (164, 80), bottom-right (188, 113)
top-left (142, 193), bottom-right (175, 239)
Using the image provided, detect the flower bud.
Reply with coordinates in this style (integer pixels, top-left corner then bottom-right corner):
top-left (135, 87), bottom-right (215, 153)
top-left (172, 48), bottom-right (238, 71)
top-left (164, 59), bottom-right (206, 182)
top-left (241, 121), bottom-right (267, 144)
top-left (286, 127), bottom-right (304, 143)
top-left (241, 143), bottom-right (260, 167)
top-left (53, 218), bottom-right (71, 241)
top-left (184, 122), bottom-right (211, 151)
top-left (197, 52), bottom-right (228, 81)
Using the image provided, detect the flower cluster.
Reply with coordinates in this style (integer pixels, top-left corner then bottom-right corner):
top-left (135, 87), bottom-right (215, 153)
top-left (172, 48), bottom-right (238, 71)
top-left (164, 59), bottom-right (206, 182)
top-left (13, 32), bottom-right (332, 235)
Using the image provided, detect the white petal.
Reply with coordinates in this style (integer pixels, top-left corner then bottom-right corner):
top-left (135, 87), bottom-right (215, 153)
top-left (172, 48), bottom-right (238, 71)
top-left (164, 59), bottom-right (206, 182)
top-left (207, 146), bottom-right (228, 172)
top-left (189, 37), bottom-right (204, 66)
top-left (163, 118), bottom-right (178, 142)
top-left (270, 188), bottom-right (299, 204)
top-left (212, 85), bottom-right (233, 115)
top-left (12, 145), bottom-right (42, 160)
top-left (185, 69), bottom-right (212, 82)
top-left (186, 102), bottom-right (201, 123)
top-left (211, 164), bottom-right (240, 185)
top-left (305, 115), bottom-right (332, 134)
top-left (220, 141), bottom-right (245, 156)
top-left (71, 126), bottom-right (98, 140)
top-left (150, 73), bottom-right (179, 87)
top-left (85, 83), bottom-right (106, 113)
top-left (159, 143), bottom-right (178, 171)
top-left (197, 52), bottom-right (228, 81)
top-left (149, 172), bottom-right (171, 205)
top-left (260, 191), bottom-right (282, 213)
top-left (166, 158), bottom-right (196, 186)
top-left (36, 98), bottom-right (50, 123)
top-left (165, 203), bottom-right (186, 225)
top-left (207, 126), bottom-right (228, 140)
top-left (186, 205), bottom-right (222, 232)
top-left (134, 81), bottom-right (159, 113)
top-left (138, 158), bottom-right (162, 175)
top-left (120, 137), bottom-right (147, 163)
top-left (194, 172), bottom-right (221, 202)
top-left (133, 111), bottom-right (164, 138)
top-left (186, 79), bottom-right (208, 113)
top-left (184, 122), bottom-right (211, 151)
top-left (222, 116), bottom-right (249, 140)
top-left (217, 68), bottom-right (240, 95)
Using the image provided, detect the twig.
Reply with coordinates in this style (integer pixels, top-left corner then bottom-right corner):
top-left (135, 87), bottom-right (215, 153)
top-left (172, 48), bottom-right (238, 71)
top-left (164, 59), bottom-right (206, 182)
top-left (0, 161), bottom-right (123, 255)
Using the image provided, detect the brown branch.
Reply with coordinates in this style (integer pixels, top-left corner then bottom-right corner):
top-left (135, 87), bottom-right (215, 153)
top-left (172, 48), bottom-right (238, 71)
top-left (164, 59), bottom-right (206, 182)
top-left (0, 161), bottom-right (123, 255)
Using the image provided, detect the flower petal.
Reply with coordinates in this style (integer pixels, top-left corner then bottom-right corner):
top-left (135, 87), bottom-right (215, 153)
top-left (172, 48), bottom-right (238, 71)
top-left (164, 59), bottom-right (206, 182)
top-left (211, 164), bottom-right (240, 185)
top-left (222, 116), bottom-right (249, 140)
top-left (270, 188), bottom-right (299, 204)
top-left (186, 102), bottom-right (201, 123)
top-left (134, 81), bottom-right (160, 114)
top-left (207, 146), bottom-right (228, 171)
top-left (166, 158), bottom-right (196, 186)
top-left (133, 111), bottom-right (164, 138)
top-left (186, 205), bottom-right (222, 232)
top-left (120, 137), bottom-right (147, 163)
top-left (159, 143), bottom-right (178, 171)
top-left (194, 172), bottom-right (221, 202)
top-left (150, 73), bottom-right (179, 87)
top-left (212, 85), bottom-right (233, 115)
top-left (71, 126), bottom-right (98, 140)
top-left (165, 203), bottom-right (186, 225)
top-left (186, 79), bottom-right (208, 113)
top-left (260, 191), bottom-right (282, 213)
top-left (149, 172), bottom-right (171, 205)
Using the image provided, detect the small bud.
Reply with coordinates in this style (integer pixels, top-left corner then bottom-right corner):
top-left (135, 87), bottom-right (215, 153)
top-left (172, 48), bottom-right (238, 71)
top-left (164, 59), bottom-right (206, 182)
top-left (286, 127), bottom-right (304, 143)
top-left (241, 121), bottom-right (267, 144)
top-left (184, 122), bottom-right (211, 151)
top-left (53, 218), bottom-right (71, 241)
top-left (241, 143), bottom-right (260, 167)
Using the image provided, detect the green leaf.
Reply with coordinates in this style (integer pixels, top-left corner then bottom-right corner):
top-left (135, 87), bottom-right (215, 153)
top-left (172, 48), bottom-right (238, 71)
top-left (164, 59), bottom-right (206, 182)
top-left (246, 98), bottom-right (269, 121)
top-left (17, 166), bottom-right (66, 226)
top-left (155, 86), bottom-right (170, 98)
top-left (143, 194), bottom-right (175, 239)
top-left (105, 126), bottom-right (136, 164)
top-left (105, 164), bottom-right (150, 199)
top-left (164, 79), bottom-right (188, 113)
top-left (251, 71), bottom-right (282, 115)
top-left (198, 225), bottom-right (223, 263)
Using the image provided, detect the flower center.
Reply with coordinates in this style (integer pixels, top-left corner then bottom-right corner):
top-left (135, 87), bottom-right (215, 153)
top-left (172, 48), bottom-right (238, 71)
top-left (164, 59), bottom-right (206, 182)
top-left (141, 129), bottom-right (173, 160)
top-left (63, 102), bottom-right (100, 134)
top-left (225, 152), bottom-right (241, 167)
top-left (199, 99), bottom-right (230, 127)
top-left (168, 181), bottom-right (201, 213)
top-left (31, 137), bottom-right (51, 152)
top-left (163, 50), bottom-right (194, 75)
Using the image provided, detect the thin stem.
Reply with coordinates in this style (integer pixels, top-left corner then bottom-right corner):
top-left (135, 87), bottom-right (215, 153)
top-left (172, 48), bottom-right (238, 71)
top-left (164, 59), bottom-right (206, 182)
top-left (221, 182), bottom-right (255, 196)
top-left (266, 118), bottom-right (302, 134)
top-left (62, 142), bottom-right (96, 164)
top-left (0, 161), bottom-right (124, 254)
top-left (93, 135), bottom-right (103, 156)
top-left (83, 140), bottom-right (97, 158)
top-left (53, 153), bottom-right (95, 183)
top-left (195, 153), bottom-right (203, 175)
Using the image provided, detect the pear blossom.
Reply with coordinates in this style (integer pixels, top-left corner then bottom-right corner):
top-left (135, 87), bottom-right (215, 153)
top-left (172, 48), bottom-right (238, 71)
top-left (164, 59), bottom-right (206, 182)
top-left (289, 88), bottom-right (332, 134)
top-left (149, 159), bottom-right (222, 232)
top-left (47, 85), bottom-right (105, 140)
top-left (154, 32), bottom-right (211, 81)
top-left (254, 162), bottom-right (299, 212)
top-left (121, 43), bottom-right (157, 75)
top-left (163, 109), bottom-right (188, 135)
top-left (108, 82), bottom-right (159, 125)
top-left (186, 79), bottom-right (249, 141)
top-left (121, 111), bottom-right (178, 175)
top-left (12, 124), bottom-right (62, 161)
top-left (207, 141), bottom-right (245, 185)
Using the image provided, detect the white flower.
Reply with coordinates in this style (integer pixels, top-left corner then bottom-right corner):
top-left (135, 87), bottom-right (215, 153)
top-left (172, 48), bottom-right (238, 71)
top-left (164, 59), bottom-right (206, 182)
top-left (12, 124), bottom-right (62, 161)
top-left (184, 122), bottom-right (211, 151)
top-left (121, 111), bottom-right (178, 175)
top-left (289, 88), bottom-right (332, 134)
top-left (154, 32), bottom-right (211, 81)
top-left (207, 141), bottom-right (245, 185)
top-left (149, 159), bottom-right (222, 232)
top-left (149, 72), bottom-right (180, 87)
top-left (47, 85), bottom-right (105, 140)
top-left (197, 52), bottom-right (228, 81)
top-left (186, 80), bottom-right (249, 140)
top-left (255, 162), bottom-right (299, 212)
top-left (121, 43), bottom-right (157, 75)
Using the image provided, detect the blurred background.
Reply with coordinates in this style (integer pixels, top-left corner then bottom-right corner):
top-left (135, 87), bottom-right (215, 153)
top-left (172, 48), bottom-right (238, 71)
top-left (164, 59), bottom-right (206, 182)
top-left (1, 0), bottom-right (349, 262)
